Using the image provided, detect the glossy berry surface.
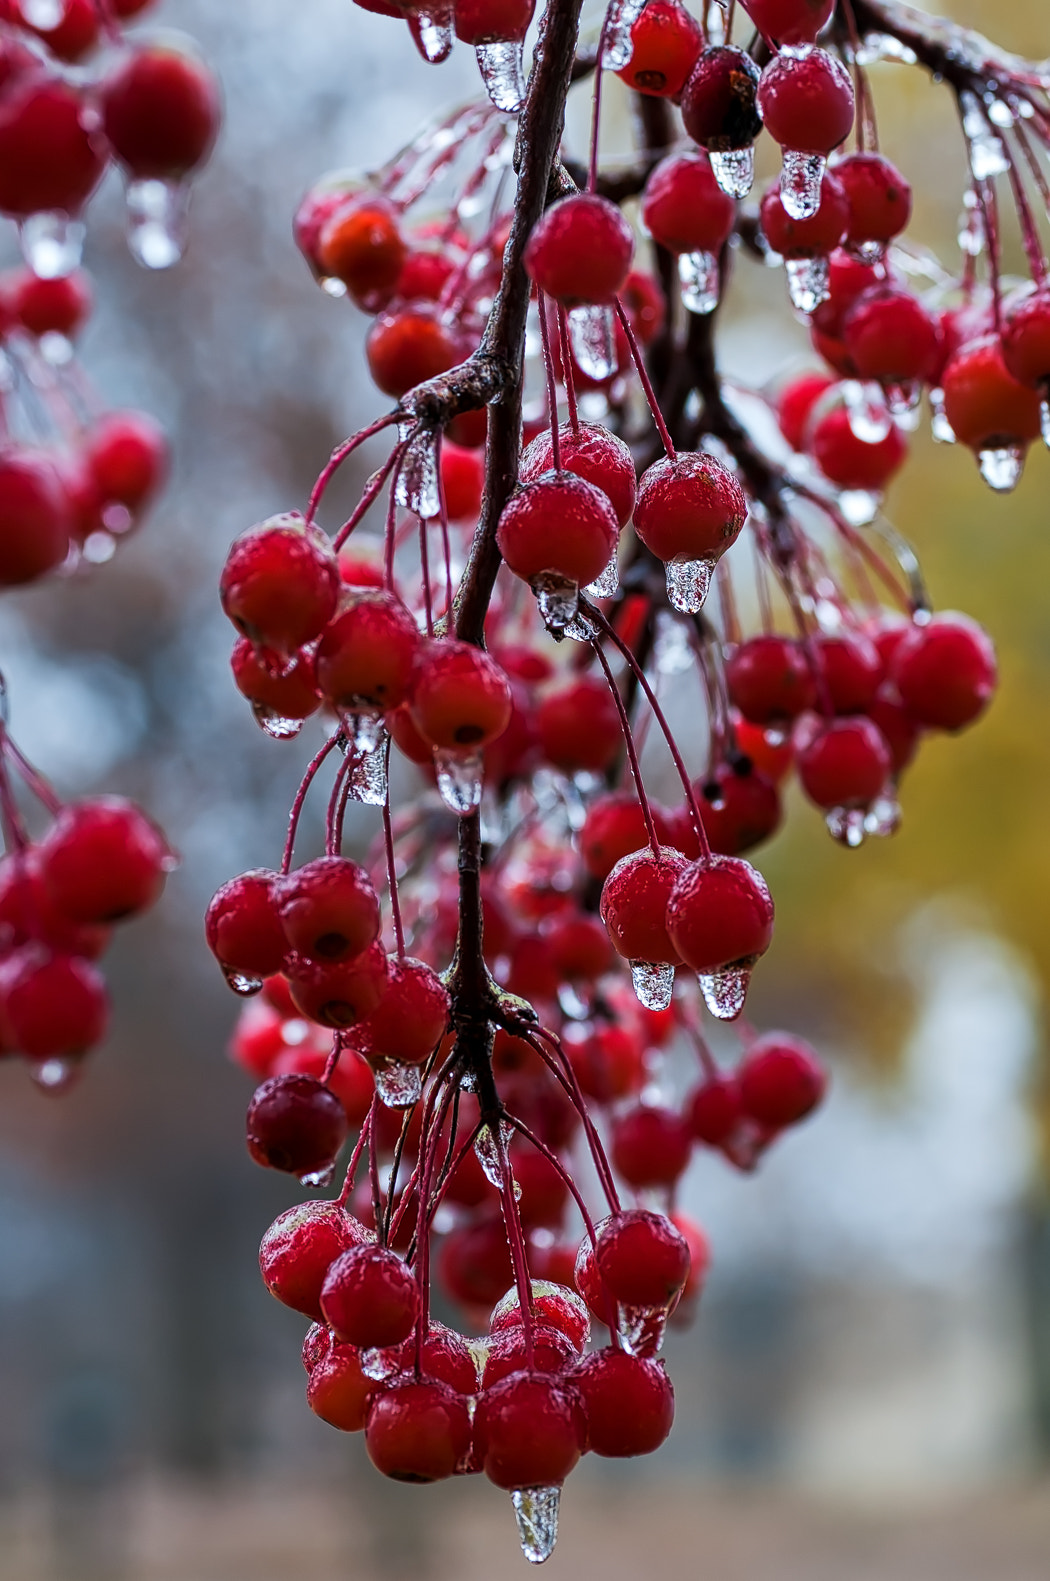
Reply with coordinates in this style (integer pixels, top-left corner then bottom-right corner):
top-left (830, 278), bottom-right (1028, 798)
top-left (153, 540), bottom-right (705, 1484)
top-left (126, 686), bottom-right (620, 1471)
top-left (246, 1072), bottom-right (348, 1176)
top-left (681, 46), bottom-right (762, 152)
top-left (573, 1349), bottom-right (675, 1457)
top-left (616, 0), bottom-right (703, 99)
top-left (666, 855), bottom-right (775, 976)
top-left (757, 47), bottom-right (855, 154)
top-left (321, 1243), bottom-right (420, 1348)
top-left (890, 613), bottom-right (997, 731)
top-left (496, 471), bottom-right (619, 589)
top-left (524, 194), bottom-right (635, 306)
top-left (633, 451), bottom-right (747, 564)
top-left (102, 42), bottom-right (221, 179)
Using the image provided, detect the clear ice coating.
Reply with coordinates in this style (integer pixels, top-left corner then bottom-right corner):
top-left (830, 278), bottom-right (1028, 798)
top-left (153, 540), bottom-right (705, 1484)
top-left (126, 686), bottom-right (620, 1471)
top-left (221, 965), bottom-right (264, 996)
top-left (395, 428), bottom-right (440, 519)
top-left (1041, 398), bottom-right (1050, 450)
top-left (698, 965), bottom-right (751, 1021)
top-left (779, 150), bottom-right (826, 222)
top-left (434, 747), bottom-right (484, 814)
top-left (563, 607), bottom-right (599, 643)
top-left (29, 1056), bottom-right (81, 1095)
top-left (864, 793), bottom-right (902, 839)
top-left (629, 958), bottom-right (675, 1012)
top-left (678, 249), bottom-right (720, 315)
top-left (126, 179), bottom-right (190, 270)
top-left (360, 1345), bottom-right (403, 1381)
top-left (885, 381), bottom-right (922, 430)
top-left (665, 554), bottom-right (715, 614)
top-left (653, 610), bottom-right (692, 673)
top-left (349, 738), bottom-right (389, 806)
top-left (532, 571), bottom-right (579, 632)
top-left (710, 146), bottom-right (755, 200)
top-left (584, 552), bottom-right (619, 599)
top-left (850, 239), bottom-right (885, 266)
top-left (785, 255), bottom-right (830, 313)
top-left (251, 702), bottom-right (305, 740)
top-left (298, 1163), bottom-right (336, 1188)
top-left (567, 303), bottom-right (616, 382)
top-left (842, 381), bottom-right (891, 444)
top-left (960, 89), bottom-right (1010, 179)
top-left (977, 444), bottom-right (1025, 493)
top-left (825, 805), bottom-right (867, 847)
top-left (474, 1120), bottom-right (516, 1189)
top-left (349, 709), bottom-right (387, 755)
top-left (929, 387), bottom-right (956, 444)
top-left (410, 8), bottom-right (454, 63)
top-left (838, 489), bottom-right (879, 526)
top-left (618, 1301), bottom-right (668, 1357)
top-left (19, 212), bottom-right (85, 279)
top-left (601, 0), bottom-right (648, 69)
top-left (475, 39), bottom-right (527, 113)
top-left (373, 1056), bottom-right (424, 1108)
top-left (511, 1485), bottom-right (561, 1565)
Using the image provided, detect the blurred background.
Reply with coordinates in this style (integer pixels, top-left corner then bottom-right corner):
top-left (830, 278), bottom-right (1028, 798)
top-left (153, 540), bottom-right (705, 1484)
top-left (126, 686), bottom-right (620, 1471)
top-left (0, 0), bottom-right (1049, 1576)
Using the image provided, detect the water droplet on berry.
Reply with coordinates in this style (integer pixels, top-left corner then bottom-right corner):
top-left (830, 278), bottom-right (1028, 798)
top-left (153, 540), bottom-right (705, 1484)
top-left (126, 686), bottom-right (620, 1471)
top-left (434, 747), bottom-right (484, 814)
top-left (345, 710), bottom-right (386, 755)
top-left (567, 303), bottom-right (616, 382)
top-left (125, 179), bottom-right (189, 271)
top-left (39, 330), bottom-right (73, 367)
top-left (298, 1162), bottom-right (337, 1188)
top-left (372, 1056), bottom-right (423, 1108)
top-left (838, 489), bottom-right (879, 526)
top-left (630, 959), bottom-right (675, 1012)
top-left (929, 387), bottom-right (956, 444)
top-left (474, 1120), bottom-right (516, 1189)
top-left (19, 212), bottom-right (85, 280)
top-left (360, 1345), bottom-right (403, 1381)
top-left (885, 381), bottom-right (922, 429)
top-left (665, 554), bottom-right (715, 614)
top-left (511, 1485), bottom-right (561, 1564)
top-left (960, 90), bottom-right (1010, 179)
top-left (824, 805), bottom-right (868, 847)
top-left (677, 250), bottom-right (720, 315)
top-left (698, 965), bottom-right (751, 1021)
top-left (710, 146), bottom-right (755, 200)
top-left (1040, 398), bottom-right (1050, 450)
top-left (475, 39), bottom-right (527, 113)
top-left (842, 381), bottom-right (891, 444)
top-left (977, 444), bottom-right (1025, 493)
top-left (222, 965), bottom-right (264, 996)
top-left (410, 7), bottom-right (454, 63)
top-left (601, 0), bottom-right (649, 68)
top-left (532, 572), bottom-right (579, 633)
top-left (395, 429), bottom-right (441, 520)
top-left (863, 794), bottom-right (902, 838)
top-left (251, 702), bottom-right (306, 740)
top-left (28, 1055), bottom-right (82, 1095)
top-left (784, 255), bottom-right (830, 314)
top-left (851, 239), bottom-right (886, 265)
top-left (350, 737), bottom-right (389, 806)
top-left (779, 151), bottom-right (826, 222)
top-left (617, 1301), bottom-right (669, 1356)
top-left (584, 552), bottom-right (619, 600)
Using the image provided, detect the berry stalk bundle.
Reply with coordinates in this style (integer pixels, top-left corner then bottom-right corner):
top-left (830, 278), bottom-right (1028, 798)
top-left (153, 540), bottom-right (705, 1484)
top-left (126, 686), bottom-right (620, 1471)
top-left (212, 0), bottom-right (1046, 1562)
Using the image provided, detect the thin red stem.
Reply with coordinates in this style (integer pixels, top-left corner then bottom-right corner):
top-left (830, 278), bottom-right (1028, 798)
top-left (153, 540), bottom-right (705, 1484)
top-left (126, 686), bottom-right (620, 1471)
top-left (614, 299), bottom-right (676, 459)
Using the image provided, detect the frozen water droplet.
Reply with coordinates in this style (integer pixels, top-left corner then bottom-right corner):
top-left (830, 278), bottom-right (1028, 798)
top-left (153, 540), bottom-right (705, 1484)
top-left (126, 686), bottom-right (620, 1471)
top-left (567, 303), bottom-right (616, 382)
top-left (475, 39), bottom-right (526, 113)
top-left (842, 381), bottom-right (891, 444)
top-left (1040, 397), bottom-right (1050, 450)
top-left (863, 794), bottom-right (901, 838)
top-left (960, 89), bottom-right (1010, 179)
top-left (20, 0), bottom-right (67, 24)
top-left (784, 255), bottom-right (830, 313)
top-left (601, 0), bottom-right (648, 68)
top-left (321, 275), bottom-right (347, 298)
top-left (985, 96), bottom-right (1014, 129)
top-left (360, 1345), bottom-right (403, 1381)
top-left (710, 146), bottom-right (754, 200)
top-left (511, 1485), bottom-right (561, 1565)
top-left (298, 1162), bottom-right (336, 1188)
top-left (81, 530), bottom-right (116, 564)
top-left (977, 444), bottom-right (1024, 492)
top-left (458, 1066), bottom-right (478, 1093)
top-left (395, 429), bottom-right (440, 519)
top-left (617, 1301), bottom-right (668, 1356)
top-left (29, 1055), bottom-right (81, 1095)
top-left (125, 179), bottom-right (189, 270)
top-left (839, 489), bottom-right (879, 526)
top-left (409, 8), bottom-right (453, 63)
top-left (630, 959), bottom-right (675, 1012)
top-left (557, 982), bottom-right (589, 1019)
top-left (885, 381), bottom-right (922, 429)
top-left (222, 965), bottom-right (264, 996)
top-left (678, 249), bottom-right (719, 315)
top-left (349, 738), bottom-right (389, 805)
top-left (851, 239), bottom-right (886, 265)
top-left (39, 330), bottom-right (73, 366)
top-left (698, 965), bottom-right (751, 1021)
top-left (665, 554), bottom-right (715, 614)
top-left (251, 702), bottom-right (305, 740)
top-left (654, 610), bottom-right (692, 673)
top-left (372, 1056), bottom-right (423, 1108)
top-left (854, 33), bottom-right (916, 66)
top-left (584, 552), bottom-right (619, 599)
top-left (474, 1120), bottom-right (515, 1189)
top-left (434, 747), bottom-right (484, 814)
top-left (825, 805), bottom-right (868, 847)
top-left (563, 608), bottom-right (598, 643)
top-left (347, 710), bottom-right (386, 755)
top-left (779, 151), bottom-right (826, 222)
top-left (929, 387), bottom-right (956, 444)
top-left (19, 212), bottom-right (84, 279)
top-left (532, 571), bottom-right (579, 633)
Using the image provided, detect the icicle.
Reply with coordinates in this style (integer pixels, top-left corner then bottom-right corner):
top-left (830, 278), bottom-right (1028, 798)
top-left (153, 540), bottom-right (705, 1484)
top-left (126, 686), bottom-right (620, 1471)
top-left (617, 1301), bottom-right (668, 1356)
top-left (784, 255), bottom-right (830, 313)
top-left (929, 388), bottom-right (956, 444)
top-left (298, 1162), bottom-right (336, 1188)
top-left (665, 554), bottom-right (716, 614)
top-left (349, 738), bottom-right (389, 806)
top-left (959, 89), bottom-right (1010, 179)
top-left (474, 1120), bottom-right (517, 1190)
top-left (885, 381), bottom-right (922, 430)
top-left (584, 552), bottom-right (619, 599)
top-left (825, 806), bottom-right (867, 847)
top-left (395, 429), bottom-right (440, 519)
top-left (698, 965), bottom-right (751, 1021)
top-left (563, 607), bottom-right (599, 643)
top-left (372, 1056), bottom-right (424, 1108)
top-left (408, 8), bottom-right (454, 63)
top-left (977, 443), bottom-right (1025, 492)
top-left (653, 610), bottom-right (692, 674)
top-left (779, 151), bottom-right (826, 222)
top-left (532, 571), bottom-right (579, 633)
top-left (601, 0), bottom-right (648, 69)
top-left (125, 178), bottom-right (190, 270)
top-left (19, 212), bottom-right (84, 279)
top-left (567, 303), bottom-right (617, 381)
top-left (863, 794), bottom-right (902, 839)
top-left (838, 490), bottom-right (879, 526)
top-left (346, 710), bottom-right (386, 755)
top-left (710, 146), bottom-right (755, 199)
top-left (1040, 397), bottom-right (1050, 450)
top-left (677, 249), bottom-right (719, 315)
top-left (475, 39), bottom-right (526, 113)
top-left (434, 748), bottom-right (484, 814)
top-left (28, 1055), bottom-right (81, 1095)
top-left (842, 381), bottom-right (891, 444)
top-left (630, 959), bottom-right (675, 1011)
top-left (360, 1345), bottom-right (403, 1381)
top-left (511, 1486), bottom-right (561, 1565)
top-left (251, 702), bottom-right (306, 740)
top-left (221, 965), bottom-right (264, 996)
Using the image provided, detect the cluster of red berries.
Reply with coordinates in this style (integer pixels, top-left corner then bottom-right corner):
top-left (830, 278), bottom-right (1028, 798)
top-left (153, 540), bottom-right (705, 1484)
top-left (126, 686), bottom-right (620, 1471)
top-left (0, 718), bottom-right (173, 1089)
top-left (0, 0), bottom-right (219, 275)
